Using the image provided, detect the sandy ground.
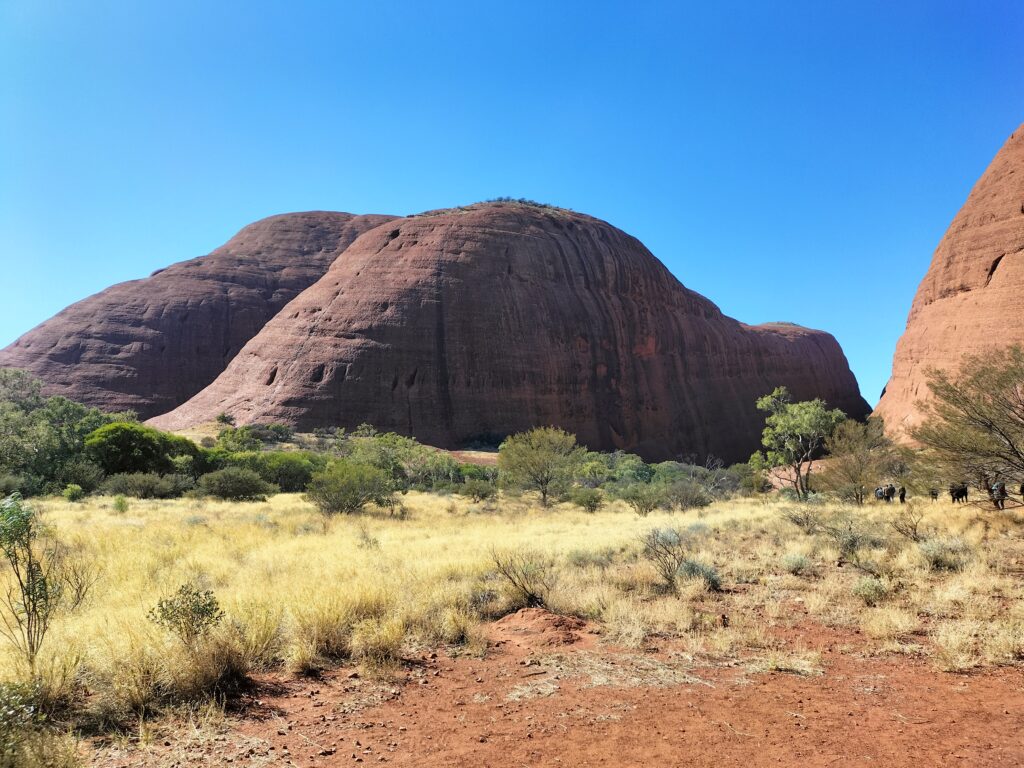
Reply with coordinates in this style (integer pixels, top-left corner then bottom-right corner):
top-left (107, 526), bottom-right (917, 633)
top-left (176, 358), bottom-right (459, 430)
top-left (89, 609), bottom-right (1024, 768)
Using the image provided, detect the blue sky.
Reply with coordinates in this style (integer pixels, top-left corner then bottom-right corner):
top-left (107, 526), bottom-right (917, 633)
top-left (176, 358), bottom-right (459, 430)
top-left (2, 1), bottom-right (1022, 406)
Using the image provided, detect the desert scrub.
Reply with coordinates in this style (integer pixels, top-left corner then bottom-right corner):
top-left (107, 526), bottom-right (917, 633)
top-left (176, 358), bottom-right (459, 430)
top-left (781, 552), bottom-right (813, 576)
top-left (852, 576), bottom-right (890, 607)
top-left (918, 536), bottom-right (971, 571)
top-left (676, 559), bottom-right (722, 592)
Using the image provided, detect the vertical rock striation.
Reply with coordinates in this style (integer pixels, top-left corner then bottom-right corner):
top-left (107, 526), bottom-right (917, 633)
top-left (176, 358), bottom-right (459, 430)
top-left (875, 124), bottom-right (1024, 435)
top-left (151, 203), bottom-right (868, 462)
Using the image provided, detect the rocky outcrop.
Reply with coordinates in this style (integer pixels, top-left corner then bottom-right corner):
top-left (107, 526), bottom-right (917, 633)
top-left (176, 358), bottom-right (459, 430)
top-left (0, 211), bottom-right (395, 417)
top-left (875, 124), bottom-right (1024, 435)
top-left (152, 203), bottom-right (868, 462)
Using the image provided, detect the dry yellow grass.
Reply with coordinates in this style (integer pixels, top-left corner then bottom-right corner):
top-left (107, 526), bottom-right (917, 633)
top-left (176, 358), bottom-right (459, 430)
top-left (5, 491), bottom-right (1024, 724)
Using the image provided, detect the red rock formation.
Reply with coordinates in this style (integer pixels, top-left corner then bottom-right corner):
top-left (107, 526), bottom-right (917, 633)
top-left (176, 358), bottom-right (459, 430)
top-left (875, 124), bottom-right (1024, 436)
top-left (152, 203), bottom-right (868, 462)
top-left (0, 211), bottom-right (394, 418)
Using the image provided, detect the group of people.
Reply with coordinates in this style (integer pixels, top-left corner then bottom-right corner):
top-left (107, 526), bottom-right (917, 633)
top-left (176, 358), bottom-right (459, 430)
top-left (942, 480), bottom-right (1024, 509)
top-left (874, 484), bottom-right (906, 504)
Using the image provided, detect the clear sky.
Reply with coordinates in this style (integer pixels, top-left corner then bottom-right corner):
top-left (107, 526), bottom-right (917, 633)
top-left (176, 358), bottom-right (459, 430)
top-left (2, 1), bottom-right (1022, 407)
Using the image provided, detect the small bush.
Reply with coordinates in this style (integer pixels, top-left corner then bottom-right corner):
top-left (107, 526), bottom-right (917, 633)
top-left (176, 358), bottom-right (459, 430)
top-left (662, 479), bottom-right (712, 511)
top-left (61, 484), bottom-right (84, 503)
top-left (490, 548), bottom-right (556, 608)
top-left (198, 467), bottom-right (276, 501)
top-left (852, 576), bottom-right (889, 606)
top-left (640, 527), bottom-right (694, 591)
top-left (306, 462), bottom-right (394, 515)
top-left (781, 553), bottom-right (813, 576)
top-left (148, 583), bottom-right (224, 647)
top-left (677, 559), bottom-right (722, 591)
top-left (459, 479), bottom-right (497, 503)
top-left (918, 537), bottom-right (971, 572)
top-left (569, 487), bottom-right (604, 513)
top-left (781, 506), bottom-right (822, 534)
top-left (620, 484), bottom-right (665, 517)
top-left (100, 472), bottom-right (180, 499)
top-left (0, 681), bottom-right (78, 768)
top-left (112, 495), bottom-right (129, 514)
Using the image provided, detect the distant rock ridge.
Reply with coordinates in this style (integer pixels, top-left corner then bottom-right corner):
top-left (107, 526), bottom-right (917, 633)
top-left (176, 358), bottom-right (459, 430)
top-left (145, 201), bottom-right (869, 462)
top-left (0, 211), bottom-right (395, 417)
top-left (875, 123), bottom-right (1024, 435)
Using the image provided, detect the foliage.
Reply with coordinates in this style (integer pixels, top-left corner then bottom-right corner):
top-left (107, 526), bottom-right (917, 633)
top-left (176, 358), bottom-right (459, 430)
top-left (0, 681), bottom-right (78, 768)
top-left (817, 418), bottom-right (894, 504)
top-left (61, 485), bottom-right (84, 503)
top-left (0, 494), bottom-right (92, 670)
top-left (99, 472), bottom-right (190, 499)
top-left (640, 527), bottom-right (695, 591)
top-left (215, 426), bottom-right (263, 452)
top-left (677, 559), bottom-right (722, 591)
top-left (305, 461), bottom-right (395, 515)
top-left (148, 583), bottom-right (224, 646)
top-left (216, 451), bottom-right (327, 492)
top-left (459, 479), bottom-right (497, 503)
top-left (568, 487), bottom-right (604, 513)
top-left (781, 553), bottom-right (813, 575)
top-left (0, 369), bottom-right (127, 495)
top-left (913, 346), bottom-right (1024, 485)
top-left (619, 483), bottom-right (665, 517)
top-left (490, 548), bottom-right (556, 608)
top-left (750, 387), bottom-right (846, 500)
top-left (918, 537), bottom-right (971, 572)
top-left (111, 495), bottom-right (129, 514)
top-left (852, 576), bottom-right (889, 606)
top-left (498, 427), bottom-right (585, 506)
top-left (85, 422), bottom-right (197, 476)
top-left (197, 467), bottom-right (276, 501)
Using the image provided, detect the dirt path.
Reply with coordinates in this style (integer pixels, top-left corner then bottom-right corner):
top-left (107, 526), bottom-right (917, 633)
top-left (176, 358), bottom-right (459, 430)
top-left (93, 610), bottom-right (1024, 767)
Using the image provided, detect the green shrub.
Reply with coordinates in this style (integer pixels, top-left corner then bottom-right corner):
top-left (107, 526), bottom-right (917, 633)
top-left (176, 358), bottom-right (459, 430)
top-left (490, 548), bottom-right (556, 608)
top-left (85, 422), bottom-right (198, 476)
top-left (852, 576), bottom-right (889, 606)
top-left (197, 467), bottom-right (276, 501)
top-left (568, 487), bottom-right (604, 513)
top-left (677, 559), bottom-right (722, 591)
top-left (99, 472), bottom-right (181, 499)
top-left (662, 479), bottom-right (712, 511)
top-left (305, 462), bottom-right (394, 515)
top-left (459, 479), bottom-right (497, 503)
top-left (0, 681), bottom-right (78, 768)
top-left (112, 495), bottom-right (129, 514)
top-left (61, 485), bottom-right (84, 503)
top-left (781, 553), bottom-right (813, 575)
top-left (148, 583), bottom-right (224, 647)
top-left (0, 477), bottom-right (22, 497)
top-left (620, 484), bottom-right (666, 517)
top-left (918, 537), bottom-right (971, 572)
top-left (640, 527), bottom-right (693, 590)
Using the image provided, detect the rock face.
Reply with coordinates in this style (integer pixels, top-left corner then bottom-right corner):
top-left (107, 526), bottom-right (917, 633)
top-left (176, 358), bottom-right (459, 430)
top-left (875, 124), bottom-right (1024, 435)
top-left (0, 211), bottom-right (395, 418)
top-left (151, 203), bottom-right (868, 462)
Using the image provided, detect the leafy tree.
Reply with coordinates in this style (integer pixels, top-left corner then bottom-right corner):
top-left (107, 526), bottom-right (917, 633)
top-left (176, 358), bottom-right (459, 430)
top-left (817, 418), bottom-right (893, 504)
top-left (750, 387), bottom-right (846, 500)
top-left (0, 494), bottom-right (93, 671)
top-left (0, 369), bottom-right (126, 494)
top-left (215, 425), bottom-right (263, 452)
top-left (568, 487), bottom-right (604, 513)
top-left (85, 422), bottom-right (197, 476)
top-left (305, 461), bottom-right (394, 515)
top-left (912, 347), bottom-right (1024, 486)
top-left (498, 427), bottom-right (585, 506)
top-left (619, 483), bottom-right (666, 516)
